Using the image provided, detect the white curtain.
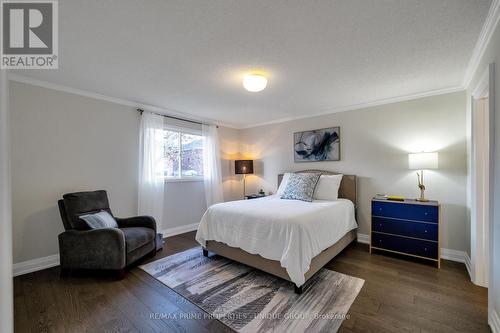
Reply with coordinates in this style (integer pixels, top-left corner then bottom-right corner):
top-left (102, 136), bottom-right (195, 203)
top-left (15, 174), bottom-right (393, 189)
top-left (138, 112), bottom-right (165, 230)
top-left (202, 124), bottom-right (224, 207)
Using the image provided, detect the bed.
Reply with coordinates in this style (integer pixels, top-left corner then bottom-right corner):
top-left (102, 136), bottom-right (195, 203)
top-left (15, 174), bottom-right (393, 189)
top-left (195, 170), bottom-right (358, 294)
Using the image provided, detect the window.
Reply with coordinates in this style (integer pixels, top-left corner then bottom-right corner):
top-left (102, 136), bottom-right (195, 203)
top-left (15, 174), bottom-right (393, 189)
top-left (162, 128), bottom-right (204, 180)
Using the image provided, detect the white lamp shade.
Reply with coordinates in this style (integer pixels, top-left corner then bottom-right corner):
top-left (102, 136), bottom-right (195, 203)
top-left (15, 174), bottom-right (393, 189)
top-left (408, 152), bottom-right (438, 170)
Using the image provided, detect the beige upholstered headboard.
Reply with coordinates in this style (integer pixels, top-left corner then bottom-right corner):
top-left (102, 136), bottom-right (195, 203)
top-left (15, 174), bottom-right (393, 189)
top-left (278, 170), bottom-right (357, 206)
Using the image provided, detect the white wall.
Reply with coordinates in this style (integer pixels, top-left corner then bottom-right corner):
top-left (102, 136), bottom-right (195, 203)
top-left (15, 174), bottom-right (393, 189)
top-left (219, 126), bottom-right (243, 201)
top-left (467, 17), bottom-right (500, 329)
top-left (160, 125), bottom-right (244, 232)
top-left (160, 125), bottom-right (242, 232)
top-left (240, 92), bottom-right (468, 252)
top-left (10, 81), bottom-right (233, 264)
top-left (10, 81), bottom-right (141, 263)
top-left (1, 69), bottom-right (14, 333)
top-left (163, 181), bottom-right (206, 231)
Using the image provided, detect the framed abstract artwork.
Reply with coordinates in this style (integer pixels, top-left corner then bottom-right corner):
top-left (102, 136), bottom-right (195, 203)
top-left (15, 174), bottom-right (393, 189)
top-left (293, 127), bottom-right (340, 162)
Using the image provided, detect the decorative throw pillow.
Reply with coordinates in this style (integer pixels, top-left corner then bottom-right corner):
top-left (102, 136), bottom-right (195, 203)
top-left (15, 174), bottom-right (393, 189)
top-left (276, 172), bottom-right (292, 196)
top-left (281, 173), bottom-right (321, 202)
top-left (314, 174), bottom-right (343, 201)
top-left (79, 210), bottom-right (118, 229)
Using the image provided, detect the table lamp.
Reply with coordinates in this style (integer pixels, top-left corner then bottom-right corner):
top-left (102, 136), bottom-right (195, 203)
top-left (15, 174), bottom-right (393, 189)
top-left (408, 152), bottom-right (438, 201)
top-left (235, 160), bottom-right (254, 198)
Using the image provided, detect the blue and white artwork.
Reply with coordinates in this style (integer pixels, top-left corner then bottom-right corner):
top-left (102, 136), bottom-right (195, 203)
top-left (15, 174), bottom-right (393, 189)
top-left (294, 127), bottom-right (340, 162)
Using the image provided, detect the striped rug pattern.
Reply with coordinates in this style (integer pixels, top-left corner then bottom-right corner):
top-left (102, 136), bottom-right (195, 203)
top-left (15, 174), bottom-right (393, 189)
top-left (140, 247), bottom-right (364, 333)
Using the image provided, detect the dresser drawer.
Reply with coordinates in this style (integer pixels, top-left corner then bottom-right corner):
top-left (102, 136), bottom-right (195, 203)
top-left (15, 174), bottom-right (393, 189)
top-left (372, 201), bottom-right (438, 223)
top-left (372, 217), bottom-right (438, 241)
top-left (371, 232), bottom-right (438, 259)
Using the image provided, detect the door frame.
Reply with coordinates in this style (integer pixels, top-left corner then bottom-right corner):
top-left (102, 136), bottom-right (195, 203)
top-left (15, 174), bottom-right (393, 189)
top-left (470, 64), bottom-right (494, 288)
top-left (0, 69), bottom-right (13, 333)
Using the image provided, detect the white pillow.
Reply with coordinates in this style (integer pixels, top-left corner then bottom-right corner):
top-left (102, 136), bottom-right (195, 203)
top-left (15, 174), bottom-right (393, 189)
top-left (277, 173), bottom-right (292, 196)
top-left (313, 174), bottom-right (343, 201)
top-left (79, 210), bottom-right (118, 229)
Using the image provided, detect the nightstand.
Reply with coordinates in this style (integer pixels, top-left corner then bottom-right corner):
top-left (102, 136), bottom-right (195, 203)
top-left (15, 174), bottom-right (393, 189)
top-left (245, 194), bottom-right (266, 200)
top-left (370, 198), bottom-right (440, 268)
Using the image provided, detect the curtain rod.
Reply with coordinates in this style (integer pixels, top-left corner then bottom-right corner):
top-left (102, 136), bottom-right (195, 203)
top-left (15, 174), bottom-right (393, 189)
top-left (137, 108), bottom-right (218, 128)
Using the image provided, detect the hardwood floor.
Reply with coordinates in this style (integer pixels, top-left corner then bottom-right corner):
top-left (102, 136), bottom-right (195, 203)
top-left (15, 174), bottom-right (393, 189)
top-left (14, 231), bottom-right (489, 333)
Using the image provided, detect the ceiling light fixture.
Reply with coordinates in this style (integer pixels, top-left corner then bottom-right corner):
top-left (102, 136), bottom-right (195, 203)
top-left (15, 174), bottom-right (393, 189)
top-left (243, 74), bottom-right (267, 92)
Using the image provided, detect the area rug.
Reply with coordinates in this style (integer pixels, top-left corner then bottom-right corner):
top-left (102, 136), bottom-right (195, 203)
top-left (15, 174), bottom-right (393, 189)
top-left (140, 247), bottom-right (364, 333)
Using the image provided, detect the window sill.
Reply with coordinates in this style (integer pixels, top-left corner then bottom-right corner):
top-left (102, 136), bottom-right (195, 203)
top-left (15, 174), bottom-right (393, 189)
top-left (164, 178), bottom-right (204, 183)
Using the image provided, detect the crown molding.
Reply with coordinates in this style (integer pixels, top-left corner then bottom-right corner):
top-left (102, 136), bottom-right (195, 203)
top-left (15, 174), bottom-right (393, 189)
top-left (462, 0), bottom-right (500, 88)
top-left (239, 85), bottom-right (464, 129)
top-left (8, 74), bottom-right (465, 130)
top-left (7, 0), bottom-right (496, 131)
top-left (7, 74), bottom-right (239, 129)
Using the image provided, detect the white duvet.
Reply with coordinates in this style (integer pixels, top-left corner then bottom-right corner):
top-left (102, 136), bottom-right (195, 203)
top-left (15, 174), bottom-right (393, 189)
top-left (195, 195), bottom-right (358, 286)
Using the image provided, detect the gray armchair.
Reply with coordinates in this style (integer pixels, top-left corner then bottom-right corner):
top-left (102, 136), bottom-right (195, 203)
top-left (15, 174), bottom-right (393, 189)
top-left (58, 190), bottom-right (157, 277)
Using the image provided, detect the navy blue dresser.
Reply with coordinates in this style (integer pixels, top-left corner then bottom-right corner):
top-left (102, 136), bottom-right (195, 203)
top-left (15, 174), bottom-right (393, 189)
top-left (370, 198), bottom-right (440, 268)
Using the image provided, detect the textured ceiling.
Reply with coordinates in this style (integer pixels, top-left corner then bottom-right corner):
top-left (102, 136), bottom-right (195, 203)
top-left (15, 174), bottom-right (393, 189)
top-left (14, 0), bottom-right (491, 127)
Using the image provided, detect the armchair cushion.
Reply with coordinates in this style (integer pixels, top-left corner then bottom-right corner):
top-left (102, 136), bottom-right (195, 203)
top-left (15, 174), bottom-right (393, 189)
top-left (58, 228), bottom-right (126, 270)
top-left (126, 242), bottom-right (155, 266)
top-left (121, 227), bottom-right (155, 253)
top-left (115, 216), bottom-right (156, 232)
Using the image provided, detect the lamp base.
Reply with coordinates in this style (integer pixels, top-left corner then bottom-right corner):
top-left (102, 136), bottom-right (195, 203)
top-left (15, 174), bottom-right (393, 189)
top-left (242, 174), bottom-right (246, 199)
top-left (416, 186), bottom-right (428, 202)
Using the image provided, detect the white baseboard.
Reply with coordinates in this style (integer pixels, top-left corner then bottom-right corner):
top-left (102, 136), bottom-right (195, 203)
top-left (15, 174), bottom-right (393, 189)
top-left (464, 252), bottom-right (472, 280)
top-left (12, 223), bottom-right (200, 277)
top-left (440, 248), bottom-right (466, 263)
top-left (490, 309), bottom-right (500, 333)
top-left (10, 229), bottom-right (469, 276)
top-left (357, 233), bottom-right (370, 244)
top-left (13, 254), bottom-right (60, 277)
top-left (160, 222), bottom-right (199, 238)
top-left (357, 233), bottom-right (467, 264)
